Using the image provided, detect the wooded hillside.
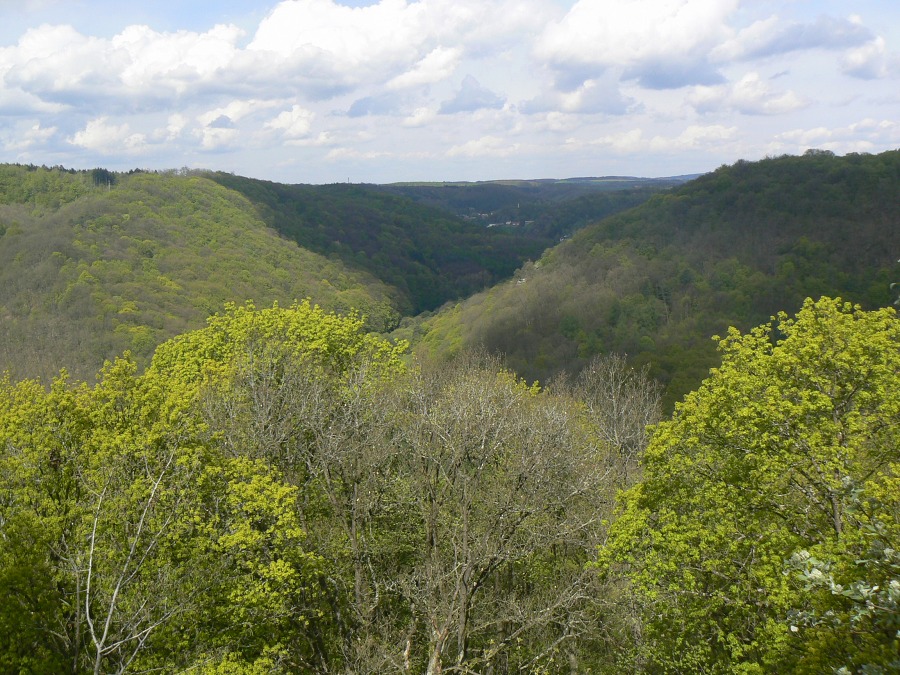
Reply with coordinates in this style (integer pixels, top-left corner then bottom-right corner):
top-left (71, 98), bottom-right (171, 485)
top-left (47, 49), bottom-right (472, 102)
top-left (0, 167), bottom-right (400, 382)
top-left (402, 150), bottom-right (900, 407)
top-left (0, 163), bottom-right (675, 383)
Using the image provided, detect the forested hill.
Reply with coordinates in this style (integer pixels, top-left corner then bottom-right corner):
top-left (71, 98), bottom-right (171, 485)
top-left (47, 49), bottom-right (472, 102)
top-left (372, 175), bottom-right (692, 237)
top-left (402, 149), bottom-right (900, 407)
top-left (205, 174), bottom-right (685, 314)
top-left (0, 166), bottom-right (400, 382)
top-left (206, 174), bottom-right (549, 314)
top-left (0, 164), bottom-right (669, 383)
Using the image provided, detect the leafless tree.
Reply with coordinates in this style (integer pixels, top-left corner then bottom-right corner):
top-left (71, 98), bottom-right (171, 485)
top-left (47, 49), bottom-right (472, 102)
top-left (571, 353), bottom-right (662, 484)
top-left (388, 352), bottom-right (614, 673)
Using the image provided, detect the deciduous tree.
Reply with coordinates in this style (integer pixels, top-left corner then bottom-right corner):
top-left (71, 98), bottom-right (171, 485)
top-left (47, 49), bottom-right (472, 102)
top-left (600, 297), bottom-right (900, 672)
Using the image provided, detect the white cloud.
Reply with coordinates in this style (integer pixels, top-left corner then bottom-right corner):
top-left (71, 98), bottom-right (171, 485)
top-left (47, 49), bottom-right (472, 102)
top-left (440, 75), bottom-right (505, 114)
top-left (0, 21), bottom-right (245, 108)
top-left (114, 23), bottom-right (244, 94)
top-left (687, 73), bottom-right (808, 115)
top-left (197, 99), bottom-right (279, 127)
top-left (711, 16), bottom-right (780, 62)
top-left (583, 128), bottom-right (645, 153)
top-left (194, 125), bottom-right (238, 151)
top-left (325, 146), bottom-right (392, 162)
top-left (447, 135), bottom-right (520, 158)
top-left (774, 118), bottom-right (900, 154)
top-left (671, 124), bottom-right (738, 148)
top-left (265, 105), bottom-right (315, 139)
top-left (69, 117), bottom-right (147, 154)
top-left (249, 0), bottom-right (419, 61)
top-left (0, 85), bottom-right (67, 114)
top-left (241, 0), bottom-right (551, 101)
top-left (535, 112), bottom-right (580, 133)
top-left (403, 107), bottom-right (438, 127)
top-left (522, 75), bottom-right (633, 115)
top-left (713, 14), bottom-right (873, 63)
top-left (388, 46), bottom-right (462, 90)
top-left (4, 121), bottom-right (56, 151)
top-left (562, 78), bottom-right (633, 114)
top-left (2, 24), bottom-right (117, 105)
top-left (248, 0), bottom-right (523, 90)
top-left (164, 114), bottom-right (188, 140)
top-left (588, 124), bottom-right (738, 154)
top-left (347, 92), bottom-right (409, 118)
top-left (840, 37), bottom-right (898, 79)
top-left (535, 0), bottom-right (737, 89)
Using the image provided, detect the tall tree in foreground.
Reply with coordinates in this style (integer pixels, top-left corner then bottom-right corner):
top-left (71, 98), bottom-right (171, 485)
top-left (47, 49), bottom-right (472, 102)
top-left (600, 297), bottom-right (900, 673)
top-left (0, 302), bottom-right (394, 673)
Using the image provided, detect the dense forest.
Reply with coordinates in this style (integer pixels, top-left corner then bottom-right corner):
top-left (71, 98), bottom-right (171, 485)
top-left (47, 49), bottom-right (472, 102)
top-left (402, 149), bottom-right (899, 407)
top-left (2, 299), bottom-right (897, 673)
top-left (1, 151), bottom-right (898, 672)
top-left (0, 164), bottom-right (664, 382)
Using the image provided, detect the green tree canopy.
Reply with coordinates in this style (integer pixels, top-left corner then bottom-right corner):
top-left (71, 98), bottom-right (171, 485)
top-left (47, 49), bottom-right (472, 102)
top-left (0, 302), bottom-right (408, 673)
top-left (600, 297), bottom-right (900, 673)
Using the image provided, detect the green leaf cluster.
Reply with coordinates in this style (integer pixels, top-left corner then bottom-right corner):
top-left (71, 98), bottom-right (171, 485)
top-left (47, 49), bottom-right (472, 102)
top-left (0, 302), bottom-right (406, 673)
top-left (599, 297), bottom-right (900, 672)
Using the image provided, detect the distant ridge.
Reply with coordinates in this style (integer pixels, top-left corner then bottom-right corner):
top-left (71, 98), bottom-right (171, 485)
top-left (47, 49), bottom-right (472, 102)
top-left (383, 174), bottom-right (698, 188)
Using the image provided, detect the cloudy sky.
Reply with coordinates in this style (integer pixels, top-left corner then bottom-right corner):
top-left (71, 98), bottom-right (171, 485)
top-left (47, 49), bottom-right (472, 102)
top-left (1, 0), bottom-right (898, 183)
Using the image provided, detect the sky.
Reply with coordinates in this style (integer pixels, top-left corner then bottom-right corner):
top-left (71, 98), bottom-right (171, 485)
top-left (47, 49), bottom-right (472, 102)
top-left (0, 0), bottom-right (898, 184)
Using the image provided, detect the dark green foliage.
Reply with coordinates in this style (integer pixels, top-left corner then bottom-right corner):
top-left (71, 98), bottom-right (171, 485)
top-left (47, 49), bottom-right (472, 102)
top-left (377, 175), bottom-right (688, 219)
top-left (405, 150), bottom-right (900, 408)
top-left (90, 167), bottom-right (116, 188)
top-left (207, 173), bottom-right (553, 313)
top-left (511, 187), bottom-right (669, 240)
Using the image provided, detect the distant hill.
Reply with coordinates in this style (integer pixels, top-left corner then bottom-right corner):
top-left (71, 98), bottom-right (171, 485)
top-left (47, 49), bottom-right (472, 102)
top-left (374, 175), bottom-right (692, 237)
top-left (203, 173), bottom-right (677, 315)
top-left (1, 165), bottom-right (670, 382)
top-left (205, 173), bottom-right (555, 314)
top-left (0, 166), bottom-right (399, 382)
top-left (399, 150), bottom-right (900, 408)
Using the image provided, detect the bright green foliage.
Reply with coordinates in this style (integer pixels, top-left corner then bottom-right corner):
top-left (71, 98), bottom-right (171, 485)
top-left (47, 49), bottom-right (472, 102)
top-left (161, 456), bottom-right (333, 672)
top-left (0, 163), bottom-right (92, 211)
top-left (0, 166), bottom-right (401, 382)
top-left (0, 373), bottom-right (91, 674)
top-left (149, 299), bottom-right (407, 387)
top-left (600, 297), bottom-right (900, 672)
top-left (1, 299), bottom-right (659, 672)
top-left (0, 303), bottom-right (385, 672)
